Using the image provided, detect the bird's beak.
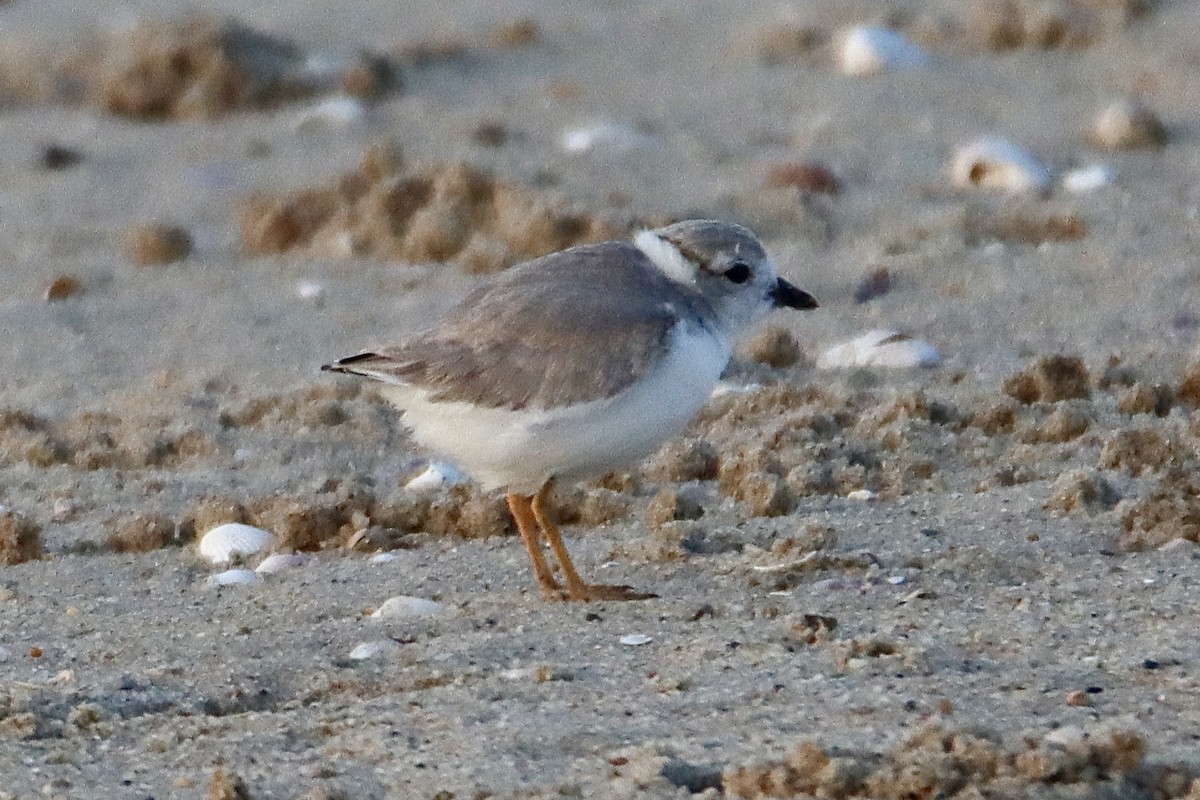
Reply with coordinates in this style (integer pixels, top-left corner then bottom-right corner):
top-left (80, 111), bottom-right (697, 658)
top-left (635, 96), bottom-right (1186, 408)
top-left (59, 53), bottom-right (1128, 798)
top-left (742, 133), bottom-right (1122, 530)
top-left (771, 277), bottom-right (819, 310)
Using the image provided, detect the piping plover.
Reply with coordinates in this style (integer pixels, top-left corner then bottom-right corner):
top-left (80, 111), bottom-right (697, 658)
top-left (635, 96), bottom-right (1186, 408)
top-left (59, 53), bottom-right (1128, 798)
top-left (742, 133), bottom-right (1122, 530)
top-left (323, 219), bottom-right (817, 601)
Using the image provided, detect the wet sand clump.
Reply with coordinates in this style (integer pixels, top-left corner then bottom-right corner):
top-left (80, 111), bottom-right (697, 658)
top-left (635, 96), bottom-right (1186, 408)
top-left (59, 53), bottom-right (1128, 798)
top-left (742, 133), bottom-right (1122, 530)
top-left (0, 15), bottom-right (399, 117)
top-left (241, 141), bottom-right (632, 271)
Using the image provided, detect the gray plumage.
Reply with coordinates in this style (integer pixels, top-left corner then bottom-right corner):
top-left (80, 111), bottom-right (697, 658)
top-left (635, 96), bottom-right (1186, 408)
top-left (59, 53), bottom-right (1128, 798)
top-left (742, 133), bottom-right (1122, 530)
top-left (328, 241), bottom-right (717, 411)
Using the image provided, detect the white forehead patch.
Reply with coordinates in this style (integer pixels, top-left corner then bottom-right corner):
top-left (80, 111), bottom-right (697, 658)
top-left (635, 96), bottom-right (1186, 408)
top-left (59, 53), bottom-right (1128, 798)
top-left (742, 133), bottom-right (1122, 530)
top-left (633, 229), bottom-right (698, 286)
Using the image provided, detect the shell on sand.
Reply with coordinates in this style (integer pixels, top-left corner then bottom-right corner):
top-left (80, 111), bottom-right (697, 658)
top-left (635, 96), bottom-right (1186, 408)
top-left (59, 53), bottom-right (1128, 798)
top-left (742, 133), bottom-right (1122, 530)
top-left (206, 568), bottom-right (262, 587)
top-left (950, 137), bottom-right (1052, 194)
top-left (405, 462), bottom-right (467, 493)
top-left (837, 26), bottom-right (929, 76)
top-left (371, 595), bottom-right (445, 619)
top-left (198, 523), bottom-right (275, 565)
top-left (254, 553), bottom-right (308, 574)
top-left (349, 639), bottom-right (403, 661)
top-left (1061, 164), bottom-right (1113, 194)
top-left (817, 330), bottom-right (940, 369)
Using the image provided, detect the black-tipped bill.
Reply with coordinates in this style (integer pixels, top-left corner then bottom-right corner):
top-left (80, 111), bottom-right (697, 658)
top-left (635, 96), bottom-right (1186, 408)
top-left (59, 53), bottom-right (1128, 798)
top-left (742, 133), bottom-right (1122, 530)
top-left (771, 277), bottom-right (819, 310)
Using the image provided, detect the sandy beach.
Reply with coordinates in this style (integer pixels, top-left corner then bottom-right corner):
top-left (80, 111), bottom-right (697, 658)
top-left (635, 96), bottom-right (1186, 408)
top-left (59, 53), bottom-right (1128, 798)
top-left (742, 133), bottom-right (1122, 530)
top-left (1, 1), bottom-right (1200, 797)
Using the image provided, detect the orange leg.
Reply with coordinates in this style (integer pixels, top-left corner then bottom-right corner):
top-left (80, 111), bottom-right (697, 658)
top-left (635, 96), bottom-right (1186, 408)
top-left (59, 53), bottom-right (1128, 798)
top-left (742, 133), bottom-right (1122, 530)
top-left (506, 492), bottom-right (562, 599)
top-left (530, 482), bottom-right (656, 602)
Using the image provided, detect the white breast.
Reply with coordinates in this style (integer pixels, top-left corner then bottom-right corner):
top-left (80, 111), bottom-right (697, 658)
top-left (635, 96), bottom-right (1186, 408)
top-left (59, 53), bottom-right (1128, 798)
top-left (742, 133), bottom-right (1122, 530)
top-left (381, 321), bottom-right (732, 493)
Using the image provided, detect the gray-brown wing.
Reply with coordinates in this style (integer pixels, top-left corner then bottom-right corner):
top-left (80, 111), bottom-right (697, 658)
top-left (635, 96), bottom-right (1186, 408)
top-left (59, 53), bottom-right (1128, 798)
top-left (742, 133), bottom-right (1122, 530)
top-left (332, 242), bottom-right (708, 410)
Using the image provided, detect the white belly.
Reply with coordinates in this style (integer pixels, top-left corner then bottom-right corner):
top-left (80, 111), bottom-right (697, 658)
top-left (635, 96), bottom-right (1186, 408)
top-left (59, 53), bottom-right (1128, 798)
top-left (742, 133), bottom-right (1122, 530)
top-left (381, 322), bottom-right (732, 493)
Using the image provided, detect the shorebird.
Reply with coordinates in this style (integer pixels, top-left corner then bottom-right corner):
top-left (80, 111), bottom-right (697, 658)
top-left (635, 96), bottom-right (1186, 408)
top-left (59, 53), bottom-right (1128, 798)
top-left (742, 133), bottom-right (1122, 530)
top-left (324, 219), bottom-right (817, 600)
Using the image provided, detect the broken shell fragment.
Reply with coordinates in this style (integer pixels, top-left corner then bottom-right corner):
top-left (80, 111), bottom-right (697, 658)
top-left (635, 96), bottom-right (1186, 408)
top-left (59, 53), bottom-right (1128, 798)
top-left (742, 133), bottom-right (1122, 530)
top-left (292, 95), bottom-right (368, 131)
top-left (206, 568), bottom-right (262, 587)
top-left (950, 137), bottom-right (1052, 194)
top-left (405, 462), bottom-right (467, 492)
top-left (837, 26), bottom-right (929, 76)
top-left (371, 595), bottom-right (444, 619)
top-left (817, 330), bottom-right (941, 369)
top-left (198, 523), bottom-right (275, 565)
top-left (349, 639), bottom-right (403, 661)
top-left (560, 122), bottom-right (652, 154)
top-left (1061, 164), bottom-right (1113, 194)
top-left (254, 553), bottom-right (308, 574)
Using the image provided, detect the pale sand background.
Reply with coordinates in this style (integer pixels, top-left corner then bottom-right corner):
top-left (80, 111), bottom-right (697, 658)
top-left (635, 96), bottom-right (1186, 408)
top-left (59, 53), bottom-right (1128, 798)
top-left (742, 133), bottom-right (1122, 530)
top-left (1, 1), bottom-right (1200, 798)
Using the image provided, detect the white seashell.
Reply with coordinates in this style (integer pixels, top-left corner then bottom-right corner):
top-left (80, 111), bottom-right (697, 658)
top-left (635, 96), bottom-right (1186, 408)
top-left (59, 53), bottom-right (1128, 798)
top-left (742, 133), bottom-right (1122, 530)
top-left (619, 633), bottom-right (653, 646)
top-left (817, 330), bottom-right (940, 369)
top-left (198, 523), bottom-right (275, 565)
top-left (405, 462), bottom-right (467, 492)
top-left (710, 381), bottom-right (762, 398)
top-left (296, 281), bottom-right (327, 304)
top-left (369, 552), bottom-right (399, 565)
top-left (297, 52), bottom-right (349, 89)
top-left (886, 575), bottom-right (907, 585)
top-left (499, 667), bottom-right (539, 681)
top-left (560, 122), bottom-right (652, 154)
top-left (1060, 164), bottom-right (1113, 194)
top-left (371, 595), bottom-right (444, 619)
top-left (254, 553), bottom-right (308, 574)
top-left (206, 569), bottom-right (262, 587)
top-left (846, 489), bottom-right (877, 501)
top-left (1044, 726), bottom-right (1087, 748)
top-left (837, 27), bottom-right (929, 76)
top-left (349, 639), bottom-right (402, 661)
top-left (293, 95), bottom-right (367, 132)
top-left (950, 137), bottom-right (1052, 194)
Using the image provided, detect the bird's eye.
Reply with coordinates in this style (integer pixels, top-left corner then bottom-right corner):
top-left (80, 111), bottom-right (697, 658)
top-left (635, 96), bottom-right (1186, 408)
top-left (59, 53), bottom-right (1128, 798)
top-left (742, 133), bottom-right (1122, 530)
top-left (724, 262), bottom-right (752, 284)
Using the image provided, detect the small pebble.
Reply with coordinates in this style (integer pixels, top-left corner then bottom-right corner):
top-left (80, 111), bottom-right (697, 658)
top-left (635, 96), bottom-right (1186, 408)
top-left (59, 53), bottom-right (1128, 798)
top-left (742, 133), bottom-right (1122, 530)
top-left (1091, 98), bottom-right (1167, 150)
top-left (739, 324), bottom-right (801, 368)
top-left (764, 162), bottom-right (840, 195)
top-left (846, 489), bottom-right (877, 501)
top-left (620, 634), bottom-right (653, 646)
top-left (491, 17), bottom-right (540, 48)
top-left (198, 523), bottom-right (275, 565)
top-left (817, 330), bottom-right (940, 369)
top-left (837, 26), bottom-right (929, 76)
top-left (39, 143), bottom-right (83, 170)
top-left (950, 137), bottom-right (1052, 194)
top-left (126, 222), bottom-right (193, 266)
top-left (372, 595), bottom-right (444, 619)
top-left (206, 569), bottom-right (261, 587)
top-left (349, 639), bottom-right (402, 661)
top-left (472, 120), bottom-right (509, 147)
top-left (45, 275), bottom-right (82, 301)
top-left (853, 268), bottom-right (891, 303)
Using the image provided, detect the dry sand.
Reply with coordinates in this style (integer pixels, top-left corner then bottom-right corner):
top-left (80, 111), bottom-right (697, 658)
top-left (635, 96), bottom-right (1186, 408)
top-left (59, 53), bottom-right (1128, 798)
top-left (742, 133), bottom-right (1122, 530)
top-left (2, 1), bottom-right (1200, 798)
